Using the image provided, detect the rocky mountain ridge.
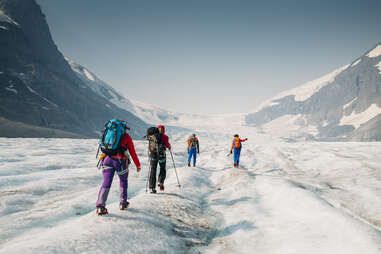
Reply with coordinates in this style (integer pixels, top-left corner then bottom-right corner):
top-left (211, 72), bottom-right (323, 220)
top-left (0, 0), bottom-right (148, 139)
top-left (245, 43), bottom-right (381, 141)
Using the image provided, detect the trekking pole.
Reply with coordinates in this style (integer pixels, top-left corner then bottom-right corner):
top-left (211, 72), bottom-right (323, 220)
top-left (96, 144), bottom-right (100, 159)
top-left (169, 149), bottom-right (181, 188)
top-left (146, 151), bottom-right (152, 193)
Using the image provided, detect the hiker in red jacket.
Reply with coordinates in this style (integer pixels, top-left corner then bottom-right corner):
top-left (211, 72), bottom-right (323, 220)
top-left (96, 123), bottom-right (141, 215)
top-left (149, 125), bottom-right (171, 193)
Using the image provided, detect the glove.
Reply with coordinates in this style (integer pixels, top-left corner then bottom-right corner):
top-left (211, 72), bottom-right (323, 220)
top-left (197, 151), bottom-right (200, 154)
top-left (230, 150), bottom-right (233, 154)
top-left (137, 167), bottom-right (141, 172)
top-left (99, 153), bottom-right (107, 161)
top-left (246, 138), bottom-right (248, 141)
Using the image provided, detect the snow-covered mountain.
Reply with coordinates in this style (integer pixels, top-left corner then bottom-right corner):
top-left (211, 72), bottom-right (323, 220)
top-left (0, 0), bottom-right (148, 139)
top-left (67, 59), bottom-right (247, 133)
top-left (66, 58), bottom-right (180, 125)
top-left (69, 41), bottom-right (381, 142)
top-left (245, 43), bottom-right (381, 141)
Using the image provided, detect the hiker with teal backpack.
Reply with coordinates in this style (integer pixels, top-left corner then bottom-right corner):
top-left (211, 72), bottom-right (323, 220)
top-left (230, 134), bottom-right (248, 168)
top-left (96, 119), bottom-right (141, 215)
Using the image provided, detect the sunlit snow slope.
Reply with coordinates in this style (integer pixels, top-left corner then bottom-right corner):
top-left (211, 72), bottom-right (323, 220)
top-left (245, 42), bottom-right (381, 141)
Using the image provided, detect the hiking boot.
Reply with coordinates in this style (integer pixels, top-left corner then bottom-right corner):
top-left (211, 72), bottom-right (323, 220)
top-left (96, 206), bottom-right (108, 216)
top-left (188, 162), bottom-right (191, 167)
top-left (234, 163), bottom-right (237, 168)
top-left (158, 183), bottom-right (164, 191)
top-left (150, 188), bottom-right (157, 194)
top-left (119, 202), bottom-right (130, 210)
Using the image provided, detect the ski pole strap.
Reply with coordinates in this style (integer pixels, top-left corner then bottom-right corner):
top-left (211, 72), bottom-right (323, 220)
top-left (99, 166), bottom-right (112, 172)
top-left (116, 168), bottom-right (128, 175)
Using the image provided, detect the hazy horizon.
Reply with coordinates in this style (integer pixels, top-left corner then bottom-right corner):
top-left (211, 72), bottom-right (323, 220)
top-left (37, 0), bottom-right (381, 114)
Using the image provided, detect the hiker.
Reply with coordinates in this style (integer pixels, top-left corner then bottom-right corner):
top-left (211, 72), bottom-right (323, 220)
top-left (96, 119), bottom-right (141, 215)
top-left (187, 133), bottom-right (199, 167)
top-left (230, 134), bottom-right (248, 168)
top-left (148, 125), bottom-right (171, 193)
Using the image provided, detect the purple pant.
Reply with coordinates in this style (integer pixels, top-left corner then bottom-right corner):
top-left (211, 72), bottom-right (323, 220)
top-left (96, 156), bottom-right (129, 207)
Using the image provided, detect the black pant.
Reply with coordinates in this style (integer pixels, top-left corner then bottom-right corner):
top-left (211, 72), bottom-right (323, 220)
top-left (149, 151), bottom-right (166, 189)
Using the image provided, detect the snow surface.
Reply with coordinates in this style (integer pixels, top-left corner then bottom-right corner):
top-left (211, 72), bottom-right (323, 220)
top-left (26, 85), bottom-right (58, 108)
top-left (0, 9), bottom-right (18, 26)
top-left (131, 98), bottom-right (246, 130)
top-left (5, 84), bottom-right (17, 94)
top-left (83, 69), bottom-right (95, 81)
top-left (351, 58), bottom-right (361, 67)
top-left (1, 120), bottom-right (381, 253)
top-left (261, 114), bottom-right (318, 139)
top-left (376, 61), bottom-right (381, 74)
top-left (251, 65), bottom-right (349, 113)
top-left (274, 64), bottom-right (349, 102)
top-left (343, 97), bottom-right (357, 111)
top-left (366, 45), bottom-right (381, 58)
top-left (340, 104), bottom-right (381, 129)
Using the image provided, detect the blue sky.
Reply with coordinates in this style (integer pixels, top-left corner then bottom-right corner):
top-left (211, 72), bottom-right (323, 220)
top-left (37, 0), bottom-right (381, 114)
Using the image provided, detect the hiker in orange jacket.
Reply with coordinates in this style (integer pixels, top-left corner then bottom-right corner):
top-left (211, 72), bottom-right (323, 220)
top-left (230, 134), bottom-right (248, 168)
top-left (187, 134), bottom-right (199, 167)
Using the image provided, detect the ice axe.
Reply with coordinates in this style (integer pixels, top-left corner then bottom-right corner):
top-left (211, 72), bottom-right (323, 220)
top-left (169, 149), bottom-right (181, 188)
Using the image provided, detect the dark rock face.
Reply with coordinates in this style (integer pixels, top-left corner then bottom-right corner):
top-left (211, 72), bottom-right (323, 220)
top-left (245, 42), bottom-right (381, 141)
top-left (0, 0), bottom-right (148, 139)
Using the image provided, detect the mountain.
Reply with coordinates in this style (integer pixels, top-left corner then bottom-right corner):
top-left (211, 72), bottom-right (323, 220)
top-left (245, 43), bottom-right (381, 141)
top-left (65, 58), bottom-right (181, 125)
top-left (66, 58), bottom-right (249, 135)
top-left (0, 0), bottom-right (148, 139)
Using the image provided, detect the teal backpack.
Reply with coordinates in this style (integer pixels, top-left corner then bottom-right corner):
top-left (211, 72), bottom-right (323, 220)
top-left (100, 119), bottom-right (127, 156)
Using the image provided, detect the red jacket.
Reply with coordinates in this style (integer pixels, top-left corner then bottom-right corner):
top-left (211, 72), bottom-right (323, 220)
top-left (158, 125), bottom-right (171, 149)
top-left (111, 133), bottom-right (141, 168)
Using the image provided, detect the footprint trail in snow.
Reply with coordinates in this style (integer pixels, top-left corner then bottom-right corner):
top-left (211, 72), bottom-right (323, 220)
top-left (0, 128), bottom-right (381, 253)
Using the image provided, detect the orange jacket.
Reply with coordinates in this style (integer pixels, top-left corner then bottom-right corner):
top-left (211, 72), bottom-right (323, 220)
top-left (231, 137), bottom-right (247, 150)
top-left (187, 137), bottom-right (199, 152)
top-left (187, 137), bottom-right (199, 148)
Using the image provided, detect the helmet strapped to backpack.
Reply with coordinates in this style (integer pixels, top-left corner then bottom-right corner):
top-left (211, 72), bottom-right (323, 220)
top-left (100, 119), bottom-right (127, 156)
